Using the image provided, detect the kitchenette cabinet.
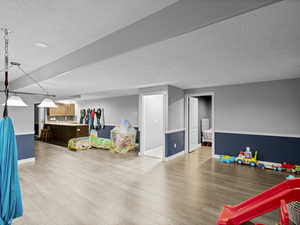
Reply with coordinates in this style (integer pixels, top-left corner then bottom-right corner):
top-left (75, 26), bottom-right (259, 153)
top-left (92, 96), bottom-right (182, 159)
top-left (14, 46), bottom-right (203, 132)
top-left (44, 122), bottom-right (88, 146)
top-left (48, 103), bottom-right (75, 116)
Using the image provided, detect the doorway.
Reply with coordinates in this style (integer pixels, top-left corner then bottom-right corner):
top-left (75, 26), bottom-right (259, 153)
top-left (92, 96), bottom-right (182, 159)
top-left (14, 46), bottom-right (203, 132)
top-left (141, 94), bottom-right (166, 159)
top-left (185, 93), bottom-right (214, 156)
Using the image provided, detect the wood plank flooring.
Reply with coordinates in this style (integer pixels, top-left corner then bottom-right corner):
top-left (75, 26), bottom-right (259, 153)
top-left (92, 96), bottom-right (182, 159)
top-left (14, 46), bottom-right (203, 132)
top-left (14, 141), bottom-right (290, 225)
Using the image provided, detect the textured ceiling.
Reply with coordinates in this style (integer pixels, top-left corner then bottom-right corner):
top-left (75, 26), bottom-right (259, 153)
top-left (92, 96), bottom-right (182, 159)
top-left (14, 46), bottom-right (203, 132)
top-left (0, 0), bottom-right (177, 81)
top-left (17, 0), bottom-right (300, 99)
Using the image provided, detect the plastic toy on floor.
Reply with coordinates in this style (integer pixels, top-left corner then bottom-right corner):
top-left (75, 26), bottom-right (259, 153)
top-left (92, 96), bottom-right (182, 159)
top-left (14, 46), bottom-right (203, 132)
top-left (217, 178), bottom-right (300, 225)
top-left (111, 120), bottom-right (138, 153)
top-left (68, 137), bottom-right (91, 151)
top-left (236, 147), bottom-right (258, 167)
top-left (219, 155), bottom-right (236, 163)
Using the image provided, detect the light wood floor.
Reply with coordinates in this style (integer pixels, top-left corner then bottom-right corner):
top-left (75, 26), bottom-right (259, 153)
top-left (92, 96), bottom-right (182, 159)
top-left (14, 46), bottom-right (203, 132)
top-left (14, 141), bottom-right (288, 225)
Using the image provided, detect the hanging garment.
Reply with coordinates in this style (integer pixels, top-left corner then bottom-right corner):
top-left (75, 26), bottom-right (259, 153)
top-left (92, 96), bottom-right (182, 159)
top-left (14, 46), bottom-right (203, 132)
top-left (100, 108), bottom-right (105, 129)
top-left (96, 108), bottom-right (102, 130)
top-left (80, 109), bottom-right (86, 124)
top-left (85, 109), bottom-right (90, 125)
top-left (0, 117), bottom-right (23, 225)
top-left (91, 109), bottom-right (95, 129)
top-left (93, 110), bottom-right (98, 129)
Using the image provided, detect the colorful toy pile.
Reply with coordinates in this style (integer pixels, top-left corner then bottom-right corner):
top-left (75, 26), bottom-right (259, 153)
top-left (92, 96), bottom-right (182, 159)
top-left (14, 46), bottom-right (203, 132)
top-left (219, 147), bottom-right (300, 175)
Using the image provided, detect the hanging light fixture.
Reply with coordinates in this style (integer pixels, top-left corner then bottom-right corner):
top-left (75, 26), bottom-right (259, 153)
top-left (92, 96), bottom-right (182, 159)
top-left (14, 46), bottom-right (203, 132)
top-left (38, 98), bottom-right (57, 108)
top-left (2, 95), bottom-right (28, 107)
top-left (11, 62), bottom-right (57, 108)
top-left (1, 28), bottom-right (57, 111)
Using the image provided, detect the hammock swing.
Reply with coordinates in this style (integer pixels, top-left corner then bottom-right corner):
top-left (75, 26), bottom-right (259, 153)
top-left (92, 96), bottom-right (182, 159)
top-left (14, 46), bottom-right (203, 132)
top-left (0, 28), bottom-right (23, 225)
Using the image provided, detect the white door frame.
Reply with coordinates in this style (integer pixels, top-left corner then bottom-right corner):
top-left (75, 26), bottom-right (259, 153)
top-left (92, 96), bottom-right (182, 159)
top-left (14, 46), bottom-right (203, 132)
top-left (139, 91), bottom-right (168, 160)
top-left (185, 92), bottom-right (215, 156)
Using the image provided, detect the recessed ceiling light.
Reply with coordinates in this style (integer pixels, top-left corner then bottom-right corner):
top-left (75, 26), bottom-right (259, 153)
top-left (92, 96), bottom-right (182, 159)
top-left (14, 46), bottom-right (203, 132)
top-left (35, 42), bottom-right (48, 48)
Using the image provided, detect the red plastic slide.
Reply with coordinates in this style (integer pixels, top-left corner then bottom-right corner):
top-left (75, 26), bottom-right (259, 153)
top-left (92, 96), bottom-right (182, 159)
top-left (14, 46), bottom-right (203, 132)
top-left (217, 178), bottom-right (300, 225)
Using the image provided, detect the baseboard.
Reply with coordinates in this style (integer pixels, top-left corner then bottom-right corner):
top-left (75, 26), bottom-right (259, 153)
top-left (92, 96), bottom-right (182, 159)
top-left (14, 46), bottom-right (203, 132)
top-left (164, 150), bottom-right (185, 161)
top-left (18, 157), bottom-right (35, 165)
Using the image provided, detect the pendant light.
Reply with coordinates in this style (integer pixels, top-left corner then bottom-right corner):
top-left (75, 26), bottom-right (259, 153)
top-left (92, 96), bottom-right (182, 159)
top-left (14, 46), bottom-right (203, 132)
top-left (2, 95), bottom-right (28, 107)
top-left (38, 98), bottom-right (57, 108)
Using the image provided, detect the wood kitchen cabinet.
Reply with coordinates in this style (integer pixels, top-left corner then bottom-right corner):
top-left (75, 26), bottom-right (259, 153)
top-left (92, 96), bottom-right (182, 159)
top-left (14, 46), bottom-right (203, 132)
top-left (48, 104), bottom-right (75, 116)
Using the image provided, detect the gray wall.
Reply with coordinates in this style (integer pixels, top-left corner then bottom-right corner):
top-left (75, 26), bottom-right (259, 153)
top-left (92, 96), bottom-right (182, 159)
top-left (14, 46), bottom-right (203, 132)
top-left (168, 85), bottom-right (185, 131)
top-left (185, 78), bottom-right (300, 135)
top-left (0, 94), bottom-right (35, 134)
top-left (77, 95), bottom-right (139, 126)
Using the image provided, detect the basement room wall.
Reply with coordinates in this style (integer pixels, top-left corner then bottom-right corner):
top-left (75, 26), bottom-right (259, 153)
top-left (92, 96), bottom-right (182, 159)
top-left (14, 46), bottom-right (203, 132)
top-left (166, 85), bottom-right (185, 157)
top-left (76, 95), bottom-right (139, 139)
top-left (185, 78), bottom-right (300, 164)
top-left (0, 94), bottom-right (35, 160)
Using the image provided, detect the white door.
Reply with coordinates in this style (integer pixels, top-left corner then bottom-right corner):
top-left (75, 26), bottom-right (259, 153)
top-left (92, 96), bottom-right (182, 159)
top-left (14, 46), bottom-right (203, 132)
top-left (189, 97), bottom-right (199, 152)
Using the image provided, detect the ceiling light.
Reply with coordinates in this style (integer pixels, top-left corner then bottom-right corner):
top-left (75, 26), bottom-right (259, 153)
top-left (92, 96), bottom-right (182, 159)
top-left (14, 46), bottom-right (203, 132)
top-left (35, 42), bottom-right (48, 48)
top-left (2, 95), bottom-right (28, 107)
top-left (38, 98), bottom-right (57, 108)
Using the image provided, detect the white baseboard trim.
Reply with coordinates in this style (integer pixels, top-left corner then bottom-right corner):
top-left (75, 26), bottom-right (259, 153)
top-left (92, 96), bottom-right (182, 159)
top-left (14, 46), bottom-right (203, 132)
top-left (164, 150), bottom-right (185, 161)
top-left (18, 157), bottom-right (35, 165)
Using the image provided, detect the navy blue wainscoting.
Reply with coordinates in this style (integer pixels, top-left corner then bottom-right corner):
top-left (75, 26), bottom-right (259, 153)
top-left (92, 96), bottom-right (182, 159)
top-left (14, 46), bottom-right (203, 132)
top-left (97, 125), bottom-right (140, 144)
top-left (165, 130), bottom-right (185, 157)
top-left (215, 132), bottom-right (300, 164)
top-left (16, 134), bottom-right (35, 160)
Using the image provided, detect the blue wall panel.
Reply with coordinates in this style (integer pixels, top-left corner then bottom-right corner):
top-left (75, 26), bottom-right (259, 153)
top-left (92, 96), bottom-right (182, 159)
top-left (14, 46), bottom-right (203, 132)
top-left (16, 134), bottom-right (35, 160)
top-left (215, 132), bottom-right (300, 164)
top-left (165, 130), bottom-right (185, 157)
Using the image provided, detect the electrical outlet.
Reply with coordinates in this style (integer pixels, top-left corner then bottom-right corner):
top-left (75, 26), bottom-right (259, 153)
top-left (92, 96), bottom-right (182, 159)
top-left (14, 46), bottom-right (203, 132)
top-left (174, 143), bottom-right (177, 148)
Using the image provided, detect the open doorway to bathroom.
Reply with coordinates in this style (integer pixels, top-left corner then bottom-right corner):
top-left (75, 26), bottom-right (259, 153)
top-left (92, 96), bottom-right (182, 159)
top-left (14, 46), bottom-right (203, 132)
top-left (140, 94), bottom-right (166, 160)
top-left (186, 93), bottom-right (214, 157)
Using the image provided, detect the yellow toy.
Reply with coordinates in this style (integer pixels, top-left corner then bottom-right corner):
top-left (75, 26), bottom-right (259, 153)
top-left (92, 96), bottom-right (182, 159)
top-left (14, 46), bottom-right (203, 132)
top-left (236, 150), bottom-right (258, 167)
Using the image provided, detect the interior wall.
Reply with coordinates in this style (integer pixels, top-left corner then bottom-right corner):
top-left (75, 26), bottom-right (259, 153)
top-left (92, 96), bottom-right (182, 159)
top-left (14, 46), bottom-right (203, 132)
top-left (168, 85), bottom-right (184, 131)
top-left (144, 95), bottom-right (164, 151)
top-left (0, 94), bottom-right (36, 160)
top-left (0, 94), bottom-right (35, 134)
top-left (185, 78), bottom-right (300, 163)
top-left (77, 95), bottom-right (139, 126)
top-left (186, 78), bottom-right (300, 135)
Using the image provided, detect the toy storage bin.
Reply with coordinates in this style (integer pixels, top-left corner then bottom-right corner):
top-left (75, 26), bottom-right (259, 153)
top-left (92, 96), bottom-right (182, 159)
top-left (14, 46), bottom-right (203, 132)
top-left (288, 201), bottom-right (300, 225)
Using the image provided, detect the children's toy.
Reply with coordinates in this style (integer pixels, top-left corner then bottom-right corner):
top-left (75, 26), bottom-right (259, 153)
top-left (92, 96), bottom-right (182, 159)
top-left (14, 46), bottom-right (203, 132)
top-left (89, 129), bottom-right (112, 149)
top-left (68, 137), bottom-right (91, 151)
top-left (257, 161), bottom-right (281, 170)
top-left (236, 148), bottom-right (258, 167)
top-left (280, 163), bottom-right (296, 173)
top-left (286, 175), bottom-right (296, 180)
top-left (295, 166), bottom-right (300, 174)
top-left (272, 163), bottom-right (297, 173)
top-left (111, 120), bottom-right (138, 153)
top-left (219, 155), bottom-right (236, 164)
top-left (217, 178), bottom-right (300, 225)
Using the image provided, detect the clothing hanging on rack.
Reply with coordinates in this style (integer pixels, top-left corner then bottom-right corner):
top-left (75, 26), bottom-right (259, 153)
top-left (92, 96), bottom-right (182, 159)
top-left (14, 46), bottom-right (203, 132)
top-left (96, 108), bottom-right (102, 130)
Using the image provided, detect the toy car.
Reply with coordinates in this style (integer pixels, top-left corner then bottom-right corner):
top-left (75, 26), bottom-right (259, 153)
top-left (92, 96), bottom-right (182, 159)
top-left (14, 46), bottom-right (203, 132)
top-left (236, 151), bottom-right (258, 167)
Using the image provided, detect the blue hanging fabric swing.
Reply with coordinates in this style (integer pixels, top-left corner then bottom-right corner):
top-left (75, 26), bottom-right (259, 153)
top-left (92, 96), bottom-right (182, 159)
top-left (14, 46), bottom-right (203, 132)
top-left (0, 28), bottom-right (23, 225)
top-left (0, 118), bottom-right (23, 225)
